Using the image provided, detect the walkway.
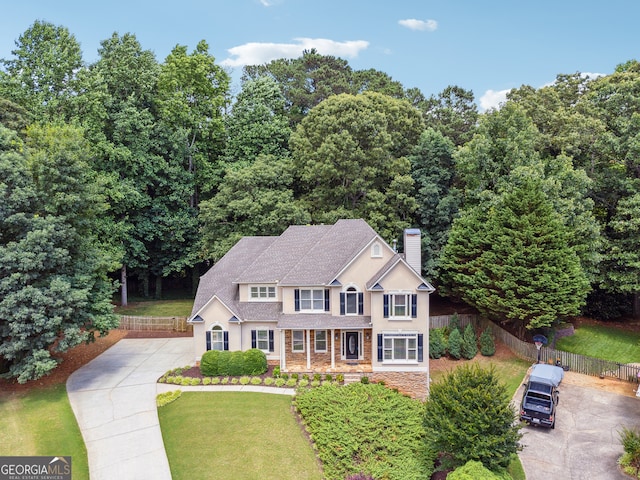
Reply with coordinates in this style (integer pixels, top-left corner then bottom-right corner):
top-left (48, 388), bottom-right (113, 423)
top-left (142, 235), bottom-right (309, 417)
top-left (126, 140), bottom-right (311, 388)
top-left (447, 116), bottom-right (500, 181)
top-left (67, 338), bottom-right (193, 480)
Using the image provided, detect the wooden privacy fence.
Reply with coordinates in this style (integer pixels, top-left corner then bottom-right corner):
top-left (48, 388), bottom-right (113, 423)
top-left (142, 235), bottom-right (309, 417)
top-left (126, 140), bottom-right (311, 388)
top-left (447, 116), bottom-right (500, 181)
top-left (430, 313), bottom-right (640, 383)
top-left (119, 315), bottom-right (189, 332)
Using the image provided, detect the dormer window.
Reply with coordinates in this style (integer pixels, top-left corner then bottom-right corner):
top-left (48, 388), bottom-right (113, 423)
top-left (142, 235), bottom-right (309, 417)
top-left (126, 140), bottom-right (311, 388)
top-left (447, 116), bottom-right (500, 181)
top-left (249, 285), bottom-right (277, 301)
top-left (371, 242), bottom-right (382, 258)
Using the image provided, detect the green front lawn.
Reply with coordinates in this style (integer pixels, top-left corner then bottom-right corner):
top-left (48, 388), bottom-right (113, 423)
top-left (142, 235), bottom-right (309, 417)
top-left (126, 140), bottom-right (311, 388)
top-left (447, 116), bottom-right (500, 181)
top-left (555, 324), bottom-right (640, 364)
top-left (0, 385), bottom-right (89, 480)
top-left (158, 391), bottom-right (323, 480)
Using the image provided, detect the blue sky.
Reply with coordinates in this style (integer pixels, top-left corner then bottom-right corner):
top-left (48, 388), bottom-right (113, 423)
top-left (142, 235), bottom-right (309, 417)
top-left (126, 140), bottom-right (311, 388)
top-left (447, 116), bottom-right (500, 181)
top-left (1, 0), bottom-right (638, 110)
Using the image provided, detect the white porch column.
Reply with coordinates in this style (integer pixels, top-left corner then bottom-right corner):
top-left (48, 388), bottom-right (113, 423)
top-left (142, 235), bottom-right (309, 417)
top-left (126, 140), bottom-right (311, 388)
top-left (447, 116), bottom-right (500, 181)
top-left (306, 329), bottom-right (311, 370)
top-left (280, 330), bottom-right (286, 371)
top-left (331, 328), bottom-right (335, 369)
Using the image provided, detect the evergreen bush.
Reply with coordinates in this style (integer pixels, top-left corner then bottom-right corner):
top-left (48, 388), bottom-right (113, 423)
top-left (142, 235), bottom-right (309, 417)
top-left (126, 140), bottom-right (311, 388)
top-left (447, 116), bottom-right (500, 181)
top-left (461, 323), bottom-right (478, 359)
top-left (448, 328), bottom-right (462, 359)
top-left (199, 350), bottom-right (220, 376)
top-left (448, 312), bottom-right (460, 333)
top-left (429, 328), bottom-right (447, 359)
top-left (243, 348), bottom-right (268, 375)
top-left (480, 327), bottom-right (496, 356)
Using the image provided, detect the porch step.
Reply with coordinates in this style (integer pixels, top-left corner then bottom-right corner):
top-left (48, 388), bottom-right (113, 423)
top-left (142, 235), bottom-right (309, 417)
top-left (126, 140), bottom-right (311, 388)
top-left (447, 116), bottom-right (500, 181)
top-left (342, 373), bottom-right (365, 384)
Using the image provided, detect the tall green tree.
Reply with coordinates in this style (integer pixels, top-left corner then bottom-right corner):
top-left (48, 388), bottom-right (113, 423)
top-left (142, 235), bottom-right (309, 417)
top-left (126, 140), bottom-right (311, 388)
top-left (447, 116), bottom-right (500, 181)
top-left (439, 179), bottom-right (590, 334)
top-left (418, 85), bottom-right (478, 146)
top-left (0, 125), bottom-right (117, 383)
top-left (156, 40), bottom-right (229, 201)
top-left (223, 75), bottom-right (291, 167)
top-left (424, 364), bottom-right (521, 472)
top-left (410, 128), bottom-right (461, 278)
top-left (290, 92), bottom-right (424, 240)
top-left (199, 154), bottom-right (310, 260)
top-left (78, 32), bottom-right (162, 303)
top-left (0, 20), bottom-right (83, 121)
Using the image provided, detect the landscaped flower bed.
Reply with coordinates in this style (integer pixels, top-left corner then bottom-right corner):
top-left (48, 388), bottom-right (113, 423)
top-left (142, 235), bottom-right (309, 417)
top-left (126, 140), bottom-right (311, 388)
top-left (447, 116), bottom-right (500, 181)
top-left (157, 364), bottom-right (346, 388)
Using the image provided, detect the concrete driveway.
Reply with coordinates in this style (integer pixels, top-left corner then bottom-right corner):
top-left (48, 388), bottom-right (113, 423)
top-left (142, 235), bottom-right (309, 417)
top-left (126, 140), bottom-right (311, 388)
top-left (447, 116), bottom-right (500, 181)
top-left (517, 380), bottom-right (640, 480)
top-left (67, 338), bottom-right (193, 480)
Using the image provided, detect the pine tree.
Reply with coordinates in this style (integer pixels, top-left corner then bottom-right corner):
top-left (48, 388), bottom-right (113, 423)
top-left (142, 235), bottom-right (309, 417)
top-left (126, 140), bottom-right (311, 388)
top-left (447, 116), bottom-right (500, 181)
top-left (429, 328), bottom-right (447, 359)
top-left (448, 328), bottom-right (462, 360)
top-left (479, 328), bottom-right (496, 357)
top-left (461, 323), bottom-right (478, 360)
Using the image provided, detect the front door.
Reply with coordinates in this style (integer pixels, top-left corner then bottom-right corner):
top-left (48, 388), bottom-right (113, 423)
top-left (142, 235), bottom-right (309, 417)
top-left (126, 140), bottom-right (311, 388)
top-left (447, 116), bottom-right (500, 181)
top-left (345, 332), bottom-right (359, 360)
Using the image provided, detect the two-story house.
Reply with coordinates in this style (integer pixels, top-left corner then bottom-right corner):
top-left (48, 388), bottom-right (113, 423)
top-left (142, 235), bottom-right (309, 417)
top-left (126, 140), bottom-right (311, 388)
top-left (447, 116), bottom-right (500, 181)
top-left (188, 219), bottom-right (435, 398)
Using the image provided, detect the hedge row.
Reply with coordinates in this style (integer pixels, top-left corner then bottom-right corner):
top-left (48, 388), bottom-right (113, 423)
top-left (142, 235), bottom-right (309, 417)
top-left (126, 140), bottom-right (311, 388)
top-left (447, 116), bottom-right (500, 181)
top-left (200, 348), bottom-right (267, 376)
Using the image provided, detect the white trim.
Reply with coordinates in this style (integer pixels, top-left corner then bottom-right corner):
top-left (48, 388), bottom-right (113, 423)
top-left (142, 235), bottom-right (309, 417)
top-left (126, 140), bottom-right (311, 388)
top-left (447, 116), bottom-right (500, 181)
top-left (298, 288), bottom-right (325, 312)
top-left (187, 294), bottom-right (240, 324)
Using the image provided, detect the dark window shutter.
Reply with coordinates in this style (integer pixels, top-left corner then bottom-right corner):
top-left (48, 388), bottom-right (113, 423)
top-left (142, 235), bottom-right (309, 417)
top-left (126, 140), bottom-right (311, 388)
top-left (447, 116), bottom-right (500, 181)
top-left (383, 295), bottom-right (389, 318)
top-left (418, 334), bottom-right (424, 362)
top-left (377, 334), bottom-right (383, 361)
top-left (206, 331), bottom-right (212, 351)
top-left (294, 289), bottom-right (300, 311)
top-left (223, 331), bottom-right (229, 351)
top-left (340, 293), bottom-right (345, 315)
top-left (251, 330), bottom-right (257, 348)
top-left (358, 293), bottom-right (364, 315)
top-left (411, 294), bottom-right (417, 318)
top-left (269, 330), bottom-right (274, 352)
top-left (324, 289), bottom-right (330, 311)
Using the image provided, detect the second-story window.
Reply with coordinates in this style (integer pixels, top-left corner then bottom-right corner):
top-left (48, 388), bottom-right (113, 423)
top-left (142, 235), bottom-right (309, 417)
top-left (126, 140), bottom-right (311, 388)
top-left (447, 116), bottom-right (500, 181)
top-left (295, 288), bottom-right (329, 312)
top-left (249, 285), bottom-right (276, 301)
top-left (383, 293), bottom-right (417, 319)
top-left (340, 286), bottom-right (364, 315)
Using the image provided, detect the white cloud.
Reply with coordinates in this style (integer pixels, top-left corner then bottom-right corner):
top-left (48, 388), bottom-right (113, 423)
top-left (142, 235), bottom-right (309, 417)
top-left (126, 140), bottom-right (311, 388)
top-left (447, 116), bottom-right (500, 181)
top-left (398, 19), bottom-right (438, 32)
top-left (221, 38), bottom-right (369, 68)
top-left (479, 89), bottom-right (509, 111)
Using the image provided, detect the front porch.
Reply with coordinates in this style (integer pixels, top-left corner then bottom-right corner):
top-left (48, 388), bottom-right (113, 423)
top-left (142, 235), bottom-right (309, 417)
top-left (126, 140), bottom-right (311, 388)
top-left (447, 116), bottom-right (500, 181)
top-left (279, 327), bottom-right (373, 373)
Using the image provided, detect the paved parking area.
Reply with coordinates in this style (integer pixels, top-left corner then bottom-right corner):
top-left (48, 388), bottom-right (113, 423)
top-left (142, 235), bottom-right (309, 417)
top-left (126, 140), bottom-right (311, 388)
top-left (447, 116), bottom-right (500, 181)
top-left (517, 380), bottom-right (640, 480)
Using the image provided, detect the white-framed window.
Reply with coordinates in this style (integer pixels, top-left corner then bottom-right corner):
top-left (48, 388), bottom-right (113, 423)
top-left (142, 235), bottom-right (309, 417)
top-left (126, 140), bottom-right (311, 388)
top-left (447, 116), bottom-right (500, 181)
top-left (315, 330), bottom-right (327, 352)
top-left (292, 330), bottom-right (305, 352)
top-left (256, 329), bottom-right (270, 351)
top-left (345, 287), bottom-right (358, 315)
top-left (392, 294), bottom-right (409, 318)
top-left (300, 289), bottom-right (324, 311)
top-left (371, 242), bottom-right (382, 258)
top-left (383, 333), bottom-right (417, 362)
top-left (249, 285), bottom-right (277, 301)
top-left (210, 325), bottom-right (224, 351)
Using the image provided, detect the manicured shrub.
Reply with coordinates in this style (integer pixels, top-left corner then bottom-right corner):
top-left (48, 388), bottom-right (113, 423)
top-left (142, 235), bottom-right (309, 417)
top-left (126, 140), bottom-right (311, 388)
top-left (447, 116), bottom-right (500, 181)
top-left (190, 377), bottom-right (201, 386)
top-left (480, 328), bottom-right (496, 356)
top-left (291, 373), bottom-right (299, 380)
top-left (231, 377), bottom-right (239, 384)
top-left (360, 376), bottom-right (370, 384)
top-left (217, 352), bottom-right (231, 375)
top-left (295, 383), bottom-right (432, 480)
top-left (281, 373), bottom-right (290, 381)
top-left (310, 380), bottom-right (321, 387)
top-left (200, 350), bottom-right (221, 376)
top-left (429, 328), bottom-right (447, 359)
top-left (313, 373), bottom-right (322, 382)
top-left (448, 460), bottom-right (510, 480)
top-left (275, 378), bottom-right (286, 387)
top-left (221, 377), bottom-right (229, 384)
top-left (325, 374), bottom-right (333, 382)
top-left (250, 376), bottom-right (262, 385)
top-left (336, 374), bottom-right (344, 383)
top-left (273, 366), bottom-right (281, 378)
top-left (263, 377), bottom-right (274, 386)
top-left (244, 348), bottom-right (268, 375)
top-left (286, 378), bottom-right (298, 387)
top-left (228, 351), bottom-right (245, 376)
top-left (240, 376), bottom-right (251, 385)
top-left (211, 377), bottom-right (220, 385)
top-left (202, 377), bottom-right (212, 385)
top-left (156, 390), bottom-right (182, 407)
top-left (461, 323), bottom-right (478, 360)
top-left (298, 379), bottom-right (309, 388)
top-left (303, 374), bottom-right (310, 381)
top-left (448, 328), bottom-right (462, 359)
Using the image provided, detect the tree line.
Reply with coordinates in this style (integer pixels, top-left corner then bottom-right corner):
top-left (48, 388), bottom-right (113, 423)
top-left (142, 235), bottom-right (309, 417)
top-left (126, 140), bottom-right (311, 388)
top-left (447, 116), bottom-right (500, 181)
top-left (1, 20), bottom-right (638, 381)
